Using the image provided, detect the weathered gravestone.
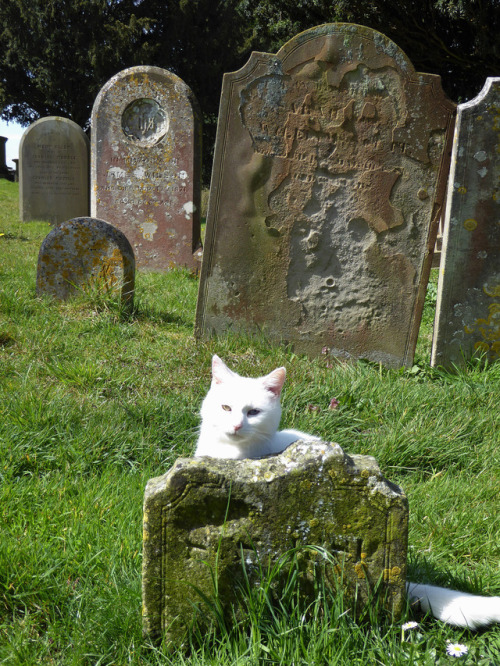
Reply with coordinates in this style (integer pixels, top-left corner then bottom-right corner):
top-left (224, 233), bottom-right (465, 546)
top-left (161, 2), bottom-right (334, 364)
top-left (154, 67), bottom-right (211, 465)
top-left (142, 440), bottom-right (408, 644)
top-left (0, 136), bottom-right (12, 180)
top-left (36, 217), bottom-right (135, 305)
top-left (431, 78), bottom-right (500, 368)
top-left (195, 24), bottom-right (456, 368)
top-left (91, 66), bottom-right (202, 272)
top-left (20, 117), bottom-right (89, 223)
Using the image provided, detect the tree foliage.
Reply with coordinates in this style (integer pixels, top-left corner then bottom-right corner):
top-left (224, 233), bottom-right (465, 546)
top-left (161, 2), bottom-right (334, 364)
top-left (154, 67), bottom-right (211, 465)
top-left (1, 0), bottom-right (498, 182)
top-left (242, 0), bottom-right (500, 102)
top-left (0, 0), bottom-right (156, 127)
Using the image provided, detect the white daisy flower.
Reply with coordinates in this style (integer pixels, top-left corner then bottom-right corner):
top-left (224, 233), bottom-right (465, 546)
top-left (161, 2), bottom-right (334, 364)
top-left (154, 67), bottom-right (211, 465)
top-left (402, 621), bottom-right (419, 630)
top-left (446, 642), bottom-right (468, 657)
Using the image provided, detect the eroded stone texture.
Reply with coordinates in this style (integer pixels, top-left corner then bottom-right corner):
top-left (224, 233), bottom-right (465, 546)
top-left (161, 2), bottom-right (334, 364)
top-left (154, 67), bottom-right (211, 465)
top-left (431, 78), bottom-right (500, 368)
top-left (20, 117), bottom-right (89, 223)
top-left (36, 217), bottom-right (135, 304)
top-left (142, 440), bottom-right (408, 644)
top-left (195, 24), bottom-right (455, 367)
top-left (91, 66), bottom-right (202, 272)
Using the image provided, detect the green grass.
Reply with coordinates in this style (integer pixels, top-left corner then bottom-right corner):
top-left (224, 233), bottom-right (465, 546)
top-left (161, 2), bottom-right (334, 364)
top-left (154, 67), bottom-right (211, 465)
top-left (0, 179), bottom-right (499, 664)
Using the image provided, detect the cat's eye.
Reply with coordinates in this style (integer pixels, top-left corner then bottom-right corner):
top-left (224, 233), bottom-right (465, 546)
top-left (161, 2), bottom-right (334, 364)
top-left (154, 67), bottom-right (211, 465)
top-left (247, 408), bottom-right (261, 417)
top-left (222, 405), bottom-right (232, 412)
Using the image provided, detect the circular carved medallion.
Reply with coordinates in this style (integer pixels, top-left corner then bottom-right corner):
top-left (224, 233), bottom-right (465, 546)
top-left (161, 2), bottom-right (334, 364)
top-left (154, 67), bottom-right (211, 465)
top-left (121, 99), bottom-right (169, 146)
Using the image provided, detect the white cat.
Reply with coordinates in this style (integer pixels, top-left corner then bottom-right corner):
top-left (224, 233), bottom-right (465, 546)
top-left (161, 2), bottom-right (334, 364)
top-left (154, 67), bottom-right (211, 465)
top-left (195, 354), bottom-right (320, 460)
top-left (195, 355), bottom-right (500, 629)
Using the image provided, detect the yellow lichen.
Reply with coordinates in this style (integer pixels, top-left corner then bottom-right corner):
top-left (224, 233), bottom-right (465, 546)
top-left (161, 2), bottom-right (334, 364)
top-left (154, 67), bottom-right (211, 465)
top-left (463, 218), bottom-right (477, 231)
top-left (383, 566), bottom-right (402, 583)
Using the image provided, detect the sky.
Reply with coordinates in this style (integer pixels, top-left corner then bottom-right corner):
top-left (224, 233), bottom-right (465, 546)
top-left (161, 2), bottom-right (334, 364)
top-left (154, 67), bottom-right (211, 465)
top-left (0, 119), bottom-right (25, 168)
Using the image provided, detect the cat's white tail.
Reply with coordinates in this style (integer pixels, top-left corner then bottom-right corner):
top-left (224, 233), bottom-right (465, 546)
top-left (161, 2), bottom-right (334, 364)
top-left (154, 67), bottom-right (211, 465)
top-left (406, 581), bottom-right (500, 629)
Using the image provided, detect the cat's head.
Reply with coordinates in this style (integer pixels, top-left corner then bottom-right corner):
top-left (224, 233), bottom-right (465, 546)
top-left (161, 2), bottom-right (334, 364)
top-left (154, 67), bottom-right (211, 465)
top-left (200, 355), bottom-right (286, 447)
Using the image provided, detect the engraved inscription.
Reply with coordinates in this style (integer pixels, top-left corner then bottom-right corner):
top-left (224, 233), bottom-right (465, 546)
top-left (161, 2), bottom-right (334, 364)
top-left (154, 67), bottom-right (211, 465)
top-left (121, 98), bottom-right (169, 146)
top-left (91, 66), bottom-right (201, 271)
top-left (29, 141), bottom-right (83, 196)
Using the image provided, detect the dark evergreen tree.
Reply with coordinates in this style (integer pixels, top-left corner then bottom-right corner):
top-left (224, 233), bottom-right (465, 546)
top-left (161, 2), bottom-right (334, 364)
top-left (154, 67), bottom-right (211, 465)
top-left (0, 0), bottom-right (155, 127)
top-left (241, 0), bottom-right (500, 102)
top-left (1, 0), bottom-right (498, 183)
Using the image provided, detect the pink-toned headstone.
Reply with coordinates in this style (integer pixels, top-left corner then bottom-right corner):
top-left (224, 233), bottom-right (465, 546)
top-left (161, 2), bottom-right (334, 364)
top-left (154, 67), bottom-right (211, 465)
top-left (431, 78), bottom-right (500, 368)
top-left (91, 66), bottom-right (202, 272)
top-left (195, 24), bottom-right (455, 368)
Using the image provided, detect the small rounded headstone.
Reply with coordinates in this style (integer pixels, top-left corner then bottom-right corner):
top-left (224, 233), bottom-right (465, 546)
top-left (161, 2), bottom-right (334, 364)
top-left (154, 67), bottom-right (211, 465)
top-left (36, 217), bottom-right (135, 305)
top-left (19, 116), bottom-right (89, 224)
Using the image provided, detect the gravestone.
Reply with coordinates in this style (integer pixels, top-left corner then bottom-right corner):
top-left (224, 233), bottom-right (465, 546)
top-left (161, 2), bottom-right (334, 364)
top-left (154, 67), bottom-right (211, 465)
top-left (0, 137), bottom-right (11, 180)
top-left (91, 66), bottom-right (202, 272)
top-left (36, 216), bottom-right (135, 305)
top-left (431, 78), bottom-right (500, 368)
top-left (195, 24), bottom-right (455, 368)
top-left (142, 440), bottom-right (408, 644)
top-left (19, 117), bottom-right (89, 223)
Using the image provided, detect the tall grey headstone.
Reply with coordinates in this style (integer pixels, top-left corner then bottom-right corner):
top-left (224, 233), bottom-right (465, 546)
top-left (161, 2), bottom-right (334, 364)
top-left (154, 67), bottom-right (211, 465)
top-left (195, 24), bottom-right (456, 368)
top-left (142, 441), bottom-right (408, 644)
top-left (91, 66), bottom-right (202, 272)
top-left (36, 217), bottom-right (135, 305)
top-left (431, 78), bottom-right (500, 368)
top-left (20, 117), bottom-right (89, 223)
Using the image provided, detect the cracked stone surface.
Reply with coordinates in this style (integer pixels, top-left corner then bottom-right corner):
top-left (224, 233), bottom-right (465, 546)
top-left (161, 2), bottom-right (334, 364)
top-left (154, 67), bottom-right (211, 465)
top-left (195, 23), bottom-right (455, 367)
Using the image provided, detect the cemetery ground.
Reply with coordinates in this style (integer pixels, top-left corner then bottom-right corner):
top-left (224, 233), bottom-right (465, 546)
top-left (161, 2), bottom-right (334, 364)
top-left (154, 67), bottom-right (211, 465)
top-left (0, 178), bottom-right (499, 664)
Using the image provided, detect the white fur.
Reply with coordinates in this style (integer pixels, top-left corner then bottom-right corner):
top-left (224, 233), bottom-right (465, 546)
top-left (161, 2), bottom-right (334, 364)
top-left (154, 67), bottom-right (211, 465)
top-left (195, 355), bottom-right (500, 629)
top-left (406, 582), bottom-right (500, 629)
top-left (195, 355), bottom-right (319, 460)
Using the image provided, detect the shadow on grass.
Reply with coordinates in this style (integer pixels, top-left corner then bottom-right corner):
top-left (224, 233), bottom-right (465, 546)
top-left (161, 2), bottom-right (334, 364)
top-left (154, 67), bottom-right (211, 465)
top-left (127, 303), bottom-right (195, 329)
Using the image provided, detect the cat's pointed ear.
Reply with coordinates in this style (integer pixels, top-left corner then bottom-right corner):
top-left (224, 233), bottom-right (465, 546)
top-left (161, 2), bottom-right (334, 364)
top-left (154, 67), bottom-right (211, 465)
top-left (263, 367), bottom-right (286, 397)
top-left (211, 355), bottom-right (237, 385)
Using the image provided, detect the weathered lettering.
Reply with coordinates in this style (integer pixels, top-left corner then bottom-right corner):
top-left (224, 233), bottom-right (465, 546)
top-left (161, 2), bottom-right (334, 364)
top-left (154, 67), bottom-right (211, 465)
top-left (91, 66), bottom-right (202, 271)
top-left (20, 117), bottom-right (89, 223)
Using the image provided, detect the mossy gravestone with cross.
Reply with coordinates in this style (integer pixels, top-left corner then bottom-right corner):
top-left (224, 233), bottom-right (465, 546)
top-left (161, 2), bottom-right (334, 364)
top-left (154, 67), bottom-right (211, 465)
top-left (142, 441), bottom-right (408, 645)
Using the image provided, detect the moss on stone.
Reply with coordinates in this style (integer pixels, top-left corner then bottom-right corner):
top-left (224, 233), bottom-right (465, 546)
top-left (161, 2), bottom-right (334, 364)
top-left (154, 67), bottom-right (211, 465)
top-left (142, 441), bottom-right (408, 645)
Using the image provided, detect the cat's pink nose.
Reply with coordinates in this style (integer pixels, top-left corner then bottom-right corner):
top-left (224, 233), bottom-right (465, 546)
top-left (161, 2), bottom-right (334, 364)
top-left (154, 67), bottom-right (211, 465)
top-left (233, 423), bottom-right (243, 432)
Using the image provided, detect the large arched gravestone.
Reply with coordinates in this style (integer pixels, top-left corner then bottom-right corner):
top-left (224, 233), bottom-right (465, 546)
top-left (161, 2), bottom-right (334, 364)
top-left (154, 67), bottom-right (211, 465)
top-left (91, 66), bottom-right (202, 272)
top-left (20, 117), bottom-right (89, 224)
top-left (195, 24), bottom-right (456, 368)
